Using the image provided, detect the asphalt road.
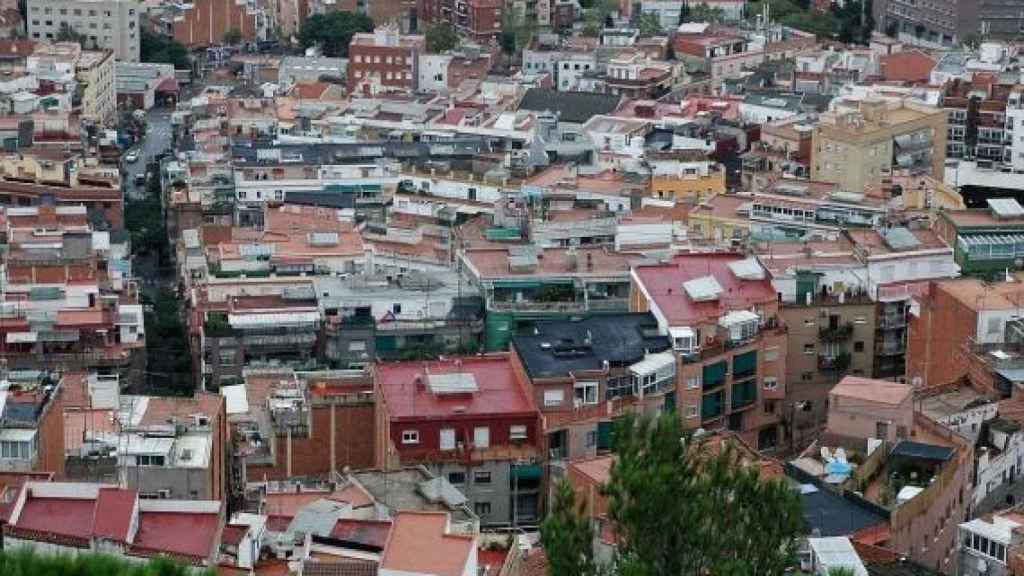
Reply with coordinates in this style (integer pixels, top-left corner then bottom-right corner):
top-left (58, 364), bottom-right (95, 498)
top-left (124, 108), bottom-right (173, 200)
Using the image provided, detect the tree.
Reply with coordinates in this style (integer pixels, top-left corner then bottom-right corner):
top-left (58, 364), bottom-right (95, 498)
top-left (55, 22), bottom-right (87, 47)
top-left (684, 3), bottom-right (725, 23)
top-left (581, 0), bottom-right (616, 36)
top-left (140, 28), bottom-right (191, 70)
top-left (0, 548), bottom-right (213, 575)
top-left (634, 12), bottom-right (664, 36)
top-left (223, 27), bottom-right (243, 46)
top-left (298, 11), bottom-right (374, 58)
top-left (540, 480), bottom-right (597, 576)
top-left (500, 7), bottom-right (537, 54)
top-left (827, 568), bottom-right (859, 576)
top-left (599, 414), bottom-right (803, 575)
top-left (425, 22), bottom-right (458, 53)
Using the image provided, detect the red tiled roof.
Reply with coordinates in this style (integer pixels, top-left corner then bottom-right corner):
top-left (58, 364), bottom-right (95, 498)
top-left (130, 511), bottom-right (220, 561)
top-left (293, 82), bottom-right (330, 100)
top-left (376, 354), bottom-right (537, 420)
top-left (92, 488), bottom-right (137, 542)
top-left (329, 519), bottom-right (391, 549)
top-left (632, 253), bottom-right (777, 326)
top-left (880, 50), bottom-right (936, 83)
top-left (15, 497), bottom-right (97, 540)
top-left (221, 524), bottom-right (248, 547)
top-left (380, 512), bottom-right (475, 576)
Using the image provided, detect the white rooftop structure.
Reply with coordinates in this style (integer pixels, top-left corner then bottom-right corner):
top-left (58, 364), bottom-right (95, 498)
top-left (228, 311), bottom-right (320, 329)
top-left (988, 198), bottom-right (1024, 218)
top-left (728, 257), bottom-right (765, 280)
top-left (719, 309), bottom-right (759, 328)
top-left (426, 373), bottom-right (479, 395)
top-left (683, 275), bottom-right (723, 302)
top-left (222, 384), bottom-right (249, 415)
top-left (807, 537), bottom-right (868, 576)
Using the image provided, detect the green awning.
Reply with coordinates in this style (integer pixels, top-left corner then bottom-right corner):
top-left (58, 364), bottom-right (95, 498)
top-left (731, 379), bottom-right (757, 409)
top-left (485, 227), bottom-right (522, 240)
top-left (512, 464), bottom-right (543, 480)
top-left (702, 390), bottom-right (724, 421)
top-left (733, 351), bottom-right (757, 379)
top-left (493, 280), bottom-right (543, 289)
top-left (703, 361), bottom-right (727, 389)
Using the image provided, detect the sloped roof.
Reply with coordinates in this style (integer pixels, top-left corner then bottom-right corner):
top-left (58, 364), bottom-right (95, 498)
top-left (518, 89), bottom-right (621, 124)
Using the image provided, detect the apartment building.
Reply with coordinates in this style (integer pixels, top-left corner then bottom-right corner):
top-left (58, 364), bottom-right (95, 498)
top-left (66, 394), bottom-right (227, 501)
top-left (935, 198), bottom-right (1024, 278)
top-left (226, 369), bottom-right (380, 484)
top-left (347, 25), bottom-right (425, 96)
top-left (377, 355), bottom-right (543, 526)
top-left (163, 0), bottom-right (269, 48)
top-left (941, 78), bottom-right (1012, 164)
top-left (511, 313), bottom-right (673, 463)
top-left (811, 99), bottom-right (946, 195)
top-left (420, 0), bottom-right (503, 42)
top-left (630, 253), bottom-right (787, 450)
top-left (74, 49), bottom-right (115, 125)
top-left (460, 245), bottom-right (633, 351)
top-left (649, 149), bottom-right (727, 205)
top-left (778, 285), bottom-right (877, 443)
top-left (0, 205), bottom-right (144, 379)
top-left (0, 371), bottom-right (65, 477)
top-left (26, 0), bottom-right (140, 62)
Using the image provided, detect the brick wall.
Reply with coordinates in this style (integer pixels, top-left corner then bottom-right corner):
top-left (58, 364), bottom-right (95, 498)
top-left (172, 0), bottom-right (259, 49)
top-left (37, 384), bottom-right (65, 478)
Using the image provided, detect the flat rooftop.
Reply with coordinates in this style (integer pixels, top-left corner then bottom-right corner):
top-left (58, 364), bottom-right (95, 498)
top-left (512, 313), bottom-right (670, 379)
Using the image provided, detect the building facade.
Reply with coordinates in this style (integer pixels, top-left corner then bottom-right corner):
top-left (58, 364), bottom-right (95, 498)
top-left (26, 0), bottom-right (140, 61)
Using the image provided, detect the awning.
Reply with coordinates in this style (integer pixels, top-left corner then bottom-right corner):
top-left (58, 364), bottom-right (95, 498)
top-left (228, 311), bottom-right (320, 328)
top-left (629, 351), bottom-right (676, 377)
top-left (6, 332), bottom-right (36, 344)
top-left (719, 309), bottom-right (759, 328)
top-left (668, 327), bottom-right (694, 340)
top-left (0, 428), bottom-right (36, 442)
top-left (512, 464), bottom-right (543, 481)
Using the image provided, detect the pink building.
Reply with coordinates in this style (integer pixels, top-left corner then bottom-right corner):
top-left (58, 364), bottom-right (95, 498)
top-left (827, 376), bottom-right (914, 443)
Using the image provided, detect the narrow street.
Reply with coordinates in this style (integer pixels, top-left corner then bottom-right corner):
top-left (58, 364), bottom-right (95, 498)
top-left (123, 108), bottom-right (173, 201)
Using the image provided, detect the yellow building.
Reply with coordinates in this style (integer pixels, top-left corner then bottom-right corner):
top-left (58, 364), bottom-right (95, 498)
top-left (687, 192), bottom-right (752, 245)
top-left (649, 149), bottom-right (727, 204)
top-left (811, 99), bottom-right (946, 194)
top-left (76, 50), bottom-right (116, 126)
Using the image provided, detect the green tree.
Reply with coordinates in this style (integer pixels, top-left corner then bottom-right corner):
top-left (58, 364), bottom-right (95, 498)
top-left (540, 480), bottom-right (597, 576)
top-left (582, 0), bottom-right (616, 36)
top-left (425, 22), bottom-right (459, 53)
top-left (55, 22), bottom-right (87, 47)
top-left (634, 12), bottom-right (664, 36)
top-left (827, 568), bottom-right (858, 576)
top-left (140, 28), bottom-right (191, 69)
top-left (600, 414), bottom-right (803, 575)
top-left (684, 3), bottom-right (726, 23)
top-left (0, 548), bottom-right (213, 575)
top-left (298, 11), bottom-right (374, 58)
top-left (223, 27), bottom-right (243, 45)
top-left (500, 7), bottom-right (537, 54)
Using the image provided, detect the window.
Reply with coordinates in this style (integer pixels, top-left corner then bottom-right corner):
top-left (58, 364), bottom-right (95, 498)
top-left (854, 315), bottom-right (867, 324)
top-left (474, 426), bottom-right (490, 449)
top-left (574, 381), bottom-right (598, 405)
top-left (473, 471), bottom-right (492, 484)
top-left (765, 347), bottom-right (779, 362)
top-left (136, 455), bottom-right (165, 467)
top-left (988, 317), bottom-right (1003, 335)
top-left (685, 405), bottom-right (698, 419)
top-left (803, 343), bottom-right (815, 355)
top-left (510, 425), bottom-right (527, 440)
top-left (448, 471), bottom-right (466, 484)
top-left (349, 340), bottom-right (367, 352)
top-left (474, 501), bottom-right (491, 515)
top-left (801, 371), bottom-right (814, 381)
top-left (763, 377), bottom-right (778, 391)
top-left (401, 430), bottom-right (419, 444)
top-left (440, 428), bottom-right (456, 451)
top-left (393, 303), bottom-right (402, 314)
top-left (804, 318), bottom-right (816, 327)
top-left (586, 430), bottom-right (596, 446)
top-left (543, 389), bottom-right (564, 407)
top-left (0, 440), bottom-right (30, 459)
top-left (686, 375), bottom-right (701, 389)
top-left (854, 341), bottom-right (864, 352)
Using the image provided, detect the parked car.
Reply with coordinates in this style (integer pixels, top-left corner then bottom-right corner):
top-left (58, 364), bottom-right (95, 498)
top-left (125, 151), bottom-right (139, 163)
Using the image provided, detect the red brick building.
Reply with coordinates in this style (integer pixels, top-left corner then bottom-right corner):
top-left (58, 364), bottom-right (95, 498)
top-left (169, 0), bottom-right (264, 49)
top-left (376, 355), bottom-right (543, 526)
top-left (348, 25), bottom-right (425, 96)
top-left (419, 0), bottom-right (502, 43)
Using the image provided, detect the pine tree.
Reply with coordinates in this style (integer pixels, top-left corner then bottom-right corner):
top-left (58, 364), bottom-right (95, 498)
top-left (540, 479), bottom-right (597, 576)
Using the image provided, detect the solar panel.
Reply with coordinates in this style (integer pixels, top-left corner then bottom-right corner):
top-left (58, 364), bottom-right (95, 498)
top-left (882, 227), bottom-right (921, 251)
top-left (987, 198), bottom-right (1024, 218)
top-left (427, 373), bottom-right (479, 395)
top-left (683, 275), bottom-right (723, 302)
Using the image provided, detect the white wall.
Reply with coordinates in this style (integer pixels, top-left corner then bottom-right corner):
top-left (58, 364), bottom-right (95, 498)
top-left (418, 54), bottom-right (451, 94)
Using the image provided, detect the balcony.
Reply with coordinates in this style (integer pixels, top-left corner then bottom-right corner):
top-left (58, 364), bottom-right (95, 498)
top-left (876, 340), bottom-right (904, 356)
top-left (818, 322), bottom-right (854, 342)
top-left (878, 312), bottom-right (907, 330)
top-left (818, 353), bottom-right (851, 372)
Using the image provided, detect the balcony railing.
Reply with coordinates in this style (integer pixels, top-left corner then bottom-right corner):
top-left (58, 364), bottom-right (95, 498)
top-left (818, 353), bottom-right (851, 372)
top-left (878, 312), bottom-right (907, 330)
top-left (818, 322), bottom-right (854, 342)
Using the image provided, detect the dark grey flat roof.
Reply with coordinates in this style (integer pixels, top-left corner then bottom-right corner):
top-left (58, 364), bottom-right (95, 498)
top-left (798, 483), bottom-right (887, 537)
top-left (517, 89), bottom-right (622, 125)
top-left (511, 313), bottom-right (670, 379)
top-left (890, 440), bottom-right (955, 462)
